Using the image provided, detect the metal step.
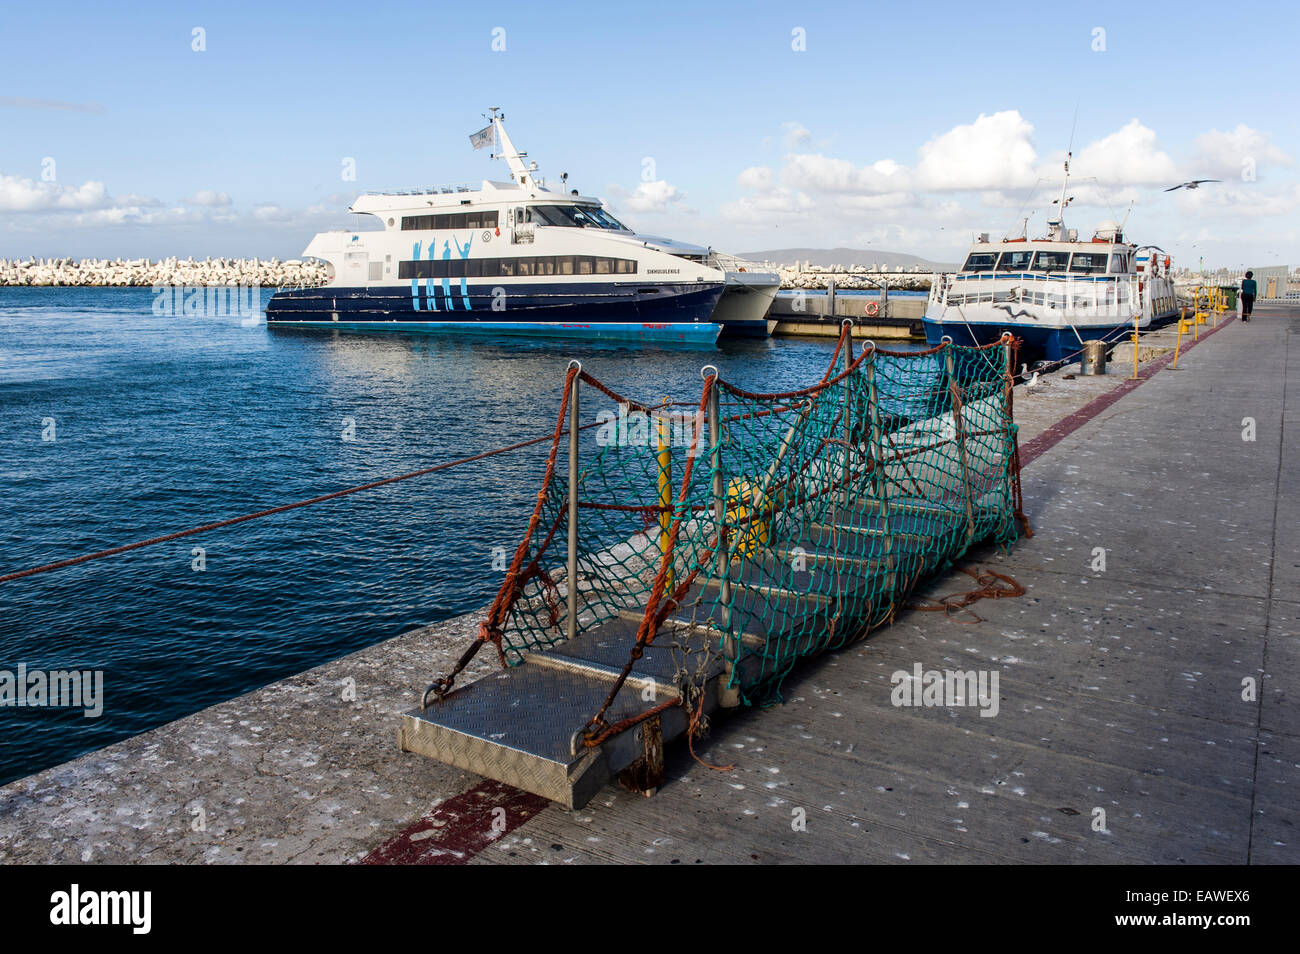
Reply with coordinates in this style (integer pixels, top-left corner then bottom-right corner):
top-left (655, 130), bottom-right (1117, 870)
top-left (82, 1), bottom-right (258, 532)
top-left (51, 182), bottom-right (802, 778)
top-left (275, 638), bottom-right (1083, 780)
top-left (399, 618), bottom-right (726, 810)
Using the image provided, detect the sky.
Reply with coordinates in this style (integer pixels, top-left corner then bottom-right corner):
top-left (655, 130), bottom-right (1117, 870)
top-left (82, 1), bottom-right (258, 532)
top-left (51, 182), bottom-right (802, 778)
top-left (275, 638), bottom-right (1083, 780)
top-left (2, 0), bottom-right (1297, 269)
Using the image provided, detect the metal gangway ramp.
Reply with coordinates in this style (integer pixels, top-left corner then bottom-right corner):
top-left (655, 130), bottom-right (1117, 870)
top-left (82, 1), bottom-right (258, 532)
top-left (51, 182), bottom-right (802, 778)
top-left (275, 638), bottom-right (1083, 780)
top-left (400, 326), bottom-right (1027, 808)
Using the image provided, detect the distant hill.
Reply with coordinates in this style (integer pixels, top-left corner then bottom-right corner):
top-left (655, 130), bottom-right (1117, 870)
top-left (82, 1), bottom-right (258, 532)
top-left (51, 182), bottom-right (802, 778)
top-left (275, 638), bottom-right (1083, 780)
top-left (737, 247), bottom-right (957, 271)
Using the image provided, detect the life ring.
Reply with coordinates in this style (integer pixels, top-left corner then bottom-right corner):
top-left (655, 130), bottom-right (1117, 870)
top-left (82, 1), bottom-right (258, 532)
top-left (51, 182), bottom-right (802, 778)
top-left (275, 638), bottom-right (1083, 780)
top-left (864, 301), bottom-right (879, 318)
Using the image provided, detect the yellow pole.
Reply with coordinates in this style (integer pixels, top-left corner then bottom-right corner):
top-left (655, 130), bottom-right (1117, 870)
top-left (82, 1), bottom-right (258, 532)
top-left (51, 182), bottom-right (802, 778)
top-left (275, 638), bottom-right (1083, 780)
top-left (1173, 316), bottom-right (1187, 369)
top-left (657, 397), bottom-right (673, 593)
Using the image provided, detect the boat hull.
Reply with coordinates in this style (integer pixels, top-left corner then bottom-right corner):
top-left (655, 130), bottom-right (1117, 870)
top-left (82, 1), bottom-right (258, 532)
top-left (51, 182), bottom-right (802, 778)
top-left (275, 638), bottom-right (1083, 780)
top-left (714, 276), bottom-right (780, 337)
top-left (921, 313), bottom-right (1180, 362)
top-left (266, 281), bottom-right (726, 345)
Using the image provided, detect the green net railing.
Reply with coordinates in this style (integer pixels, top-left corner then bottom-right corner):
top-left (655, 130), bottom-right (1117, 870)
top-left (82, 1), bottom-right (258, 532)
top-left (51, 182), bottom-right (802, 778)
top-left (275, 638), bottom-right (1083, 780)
top-left (427, 326), bottom-right (1028, 746)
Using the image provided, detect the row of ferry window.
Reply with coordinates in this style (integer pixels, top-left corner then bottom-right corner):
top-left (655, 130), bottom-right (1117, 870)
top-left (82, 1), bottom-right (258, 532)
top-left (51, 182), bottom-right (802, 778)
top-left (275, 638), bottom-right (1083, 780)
top-left (398, 255), bottom-right (639, 279)
top-left (401, 211), bottom-right (500, 231)
top-left (961, 250), bottom-right (1131, 274)
top-left (398, 205), bottom-right (632, 232)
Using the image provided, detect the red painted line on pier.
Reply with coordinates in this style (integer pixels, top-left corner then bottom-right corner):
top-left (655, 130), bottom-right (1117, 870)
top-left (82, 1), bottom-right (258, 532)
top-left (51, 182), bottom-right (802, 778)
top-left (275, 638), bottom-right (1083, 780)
top-left (366, 314), bottom-right (1239, 866)
top-left (359, 779), bottom-right (549, 865)
top-left (1018, 316), bottom-right (1236, 467)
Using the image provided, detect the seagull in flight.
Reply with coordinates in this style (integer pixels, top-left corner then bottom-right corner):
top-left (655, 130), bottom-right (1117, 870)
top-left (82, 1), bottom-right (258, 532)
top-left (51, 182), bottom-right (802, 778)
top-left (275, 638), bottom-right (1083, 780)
top-left (1164, 179), bottom-right (1221, 192)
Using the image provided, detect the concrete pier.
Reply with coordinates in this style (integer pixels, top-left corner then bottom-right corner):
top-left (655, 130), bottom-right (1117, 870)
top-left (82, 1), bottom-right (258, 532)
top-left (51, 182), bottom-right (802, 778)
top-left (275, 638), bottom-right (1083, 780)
top-left (0, 305), bottom-right (1294, 864)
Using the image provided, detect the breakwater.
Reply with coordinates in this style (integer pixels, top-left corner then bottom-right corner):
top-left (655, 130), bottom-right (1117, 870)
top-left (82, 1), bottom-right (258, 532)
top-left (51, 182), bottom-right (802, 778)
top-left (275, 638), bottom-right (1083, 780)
top-left (774, 264), bottom-right (934, 291)
top-left (0, 257), bottom-right (330, 287)
top-left (1, 256), bottom-right (940, 291)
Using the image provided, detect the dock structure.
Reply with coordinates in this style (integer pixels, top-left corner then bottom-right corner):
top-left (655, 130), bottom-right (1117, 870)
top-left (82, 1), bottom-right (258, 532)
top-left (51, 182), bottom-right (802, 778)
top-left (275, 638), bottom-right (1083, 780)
top-left (0, 304), bottom-right (1295, 864)
top-left (400, 330), bottom-right (1027, 808)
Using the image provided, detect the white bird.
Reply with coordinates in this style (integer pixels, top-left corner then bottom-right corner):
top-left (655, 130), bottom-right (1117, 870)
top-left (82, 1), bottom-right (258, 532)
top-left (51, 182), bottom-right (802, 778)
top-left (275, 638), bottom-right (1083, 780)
top-left (1025, 370), bottom-right (1041, 388)
top-left (1164, 179), bottom-right (1221, 192)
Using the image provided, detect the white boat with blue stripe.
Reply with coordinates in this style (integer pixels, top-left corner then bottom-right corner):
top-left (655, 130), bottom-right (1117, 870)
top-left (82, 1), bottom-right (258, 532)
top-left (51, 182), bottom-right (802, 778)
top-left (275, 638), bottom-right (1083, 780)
top-left (923, 157), bottom-right (1179, 363)
top-left (267, 110), bottom-right (779, 345)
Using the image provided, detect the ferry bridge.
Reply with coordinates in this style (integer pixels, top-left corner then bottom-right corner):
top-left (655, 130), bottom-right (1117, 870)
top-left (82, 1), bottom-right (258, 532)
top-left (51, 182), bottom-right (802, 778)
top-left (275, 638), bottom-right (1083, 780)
top-left (399, 323), bottom-right (1028, 807)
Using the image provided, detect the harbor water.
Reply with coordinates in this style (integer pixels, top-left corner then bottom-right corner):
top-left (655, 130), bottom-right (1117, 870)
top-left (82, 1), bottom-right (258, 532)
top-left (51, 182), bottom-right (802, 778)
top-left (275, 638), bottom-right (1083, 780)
top-left (0, 287), bottom-right (923, 785)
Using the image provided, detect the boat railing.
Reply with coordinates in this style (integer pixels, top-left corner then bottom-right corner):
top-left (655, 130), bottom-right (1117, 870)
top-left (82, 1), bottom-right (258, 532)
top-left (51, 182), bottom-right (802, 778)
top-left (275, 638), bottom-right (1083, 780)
top-left (706, 251), bottom-right (776, 274)
top-left (362, 184), bottom-right (479, 197)
top-left (939, 272), bottom-right (1144, 315)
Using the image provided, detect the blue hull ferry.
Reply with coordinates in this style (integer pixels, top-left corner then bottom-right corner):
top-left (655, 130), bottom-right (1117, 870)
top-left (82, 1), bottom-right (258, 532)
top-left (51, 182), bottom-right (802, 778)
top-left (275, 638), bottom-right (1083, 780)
top-left (266, 110), bottom-right (775, 345)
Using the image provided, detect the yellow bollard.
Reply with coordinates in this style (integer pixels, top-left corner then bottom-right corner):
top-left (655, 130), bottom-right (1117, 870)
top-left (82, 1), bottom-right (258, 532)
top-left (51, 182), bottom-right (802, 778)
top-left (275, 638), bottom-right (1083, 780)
top-left (727, 477), bottom-right (769, 558)
top-left (1173, 316), bottom-right (1190, 369)
top-left (656, 399), bottom-right (673, 592)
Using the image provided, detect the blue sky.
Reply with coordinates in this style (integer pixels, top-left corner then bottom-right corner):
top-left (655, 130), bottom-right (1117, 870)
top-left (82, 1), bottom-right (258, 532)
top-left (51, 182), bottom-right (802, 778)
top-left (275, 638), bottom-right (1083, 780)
top-left (2, 0), bottom-right (1296, 268)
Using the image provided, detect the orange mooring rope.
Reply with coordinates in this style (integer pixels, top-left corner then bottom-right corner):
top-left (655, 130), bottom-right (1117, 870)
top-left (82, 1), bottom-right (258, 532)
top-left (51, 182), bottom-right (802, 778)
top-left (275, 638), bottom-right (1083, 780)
top-left (0, 395), bottom-right (612, 587)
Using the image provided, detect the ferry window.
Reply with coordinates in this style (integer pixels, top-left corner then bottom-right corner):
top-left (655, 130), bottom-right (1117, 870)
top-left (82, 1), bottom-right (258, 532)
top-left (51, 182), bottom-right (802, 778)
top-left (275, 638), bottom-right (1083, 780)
top-left (532, 206), bottom-right (571, 227)
top-left (962, 252), bottom-right (999, 271)
top-left (995, 250), bottom-right (1033, 271)
top-left (400, 254), bottom-right (636, 279)
top-left (582, 207), bottom-right (630, 231)
top-left (1069, 252), bottom-right (1108, 274)
top-left (1109, 253), bottom-right (1128, 273)
top-left (1030, 251), bottom-right (1070, 271)
top-left (400, 210), bottom-right (500, 231)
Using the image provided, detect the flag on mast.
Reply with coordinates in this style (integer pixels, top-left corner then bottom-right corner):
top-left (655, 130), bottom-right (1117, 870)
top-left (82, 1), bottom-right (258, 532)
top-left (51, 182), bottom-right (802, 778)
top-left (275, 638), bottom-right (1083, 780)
top-left (469, 123), bottom-right (495, 151)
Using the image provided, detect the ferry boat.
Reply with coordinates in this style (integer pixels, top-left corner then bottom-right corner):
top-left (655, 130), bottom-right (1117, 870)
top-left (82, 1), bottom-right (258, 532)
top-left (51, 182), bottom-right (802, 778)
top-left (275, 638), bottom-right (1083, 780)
top-left (922, 158), bottom-right (1179, 362)
top-left (266, 110), bottom-right (780, 344)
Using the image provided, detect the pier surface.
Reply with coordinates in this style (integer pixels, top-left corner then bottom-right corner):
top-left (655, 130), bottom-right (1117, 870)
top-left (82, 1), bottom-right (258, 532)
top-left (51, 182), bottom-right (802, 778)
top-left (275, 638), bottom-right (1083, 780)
top-left (1, 305), bottom-right (1294, 864)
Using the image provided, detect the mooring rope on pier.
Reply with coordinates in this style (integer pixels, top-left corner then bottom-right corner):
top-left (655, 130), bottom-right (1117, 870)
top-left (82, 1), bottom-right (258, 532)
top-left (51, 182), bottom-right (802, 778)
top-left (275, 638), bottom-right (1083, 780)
top-left (0, 419), bottom-right (635, 586)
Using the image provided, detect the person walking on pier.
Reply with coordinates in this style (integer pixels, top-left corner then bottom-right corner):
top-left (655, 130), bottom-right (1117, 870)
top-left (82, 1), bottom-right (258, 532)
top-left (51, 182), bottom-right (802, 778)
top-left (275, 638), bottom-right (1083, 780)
top-left (1241, 271), bottom-right (1257, 321)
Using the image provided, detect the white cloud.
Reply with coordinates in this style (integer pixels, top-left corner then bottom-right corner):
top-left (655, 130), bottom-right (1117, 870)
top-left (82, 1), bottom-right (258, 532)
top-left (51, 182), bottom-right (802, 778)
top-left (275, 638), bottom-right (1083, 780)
top-left (1194, 124), bottom-right (1292, 178)
top-left (618, 180), bottom-right (684, 213)
top-left (0, 173), bottom-right (110, 212)
top-left (781, 122), bottom-right (812, 150)
top-left (781, 154), bottom-right (910, 194)
top-left (737, 166), bottom-right (774, 191)
top-left (1072, 119), bottom-right (1179, 186)
top-left (185, 189), bottom-right (232, 207)
top-left (720, 187), bottom-right (814, 222)
top-left (914, 111), bottom-right (1039, 191)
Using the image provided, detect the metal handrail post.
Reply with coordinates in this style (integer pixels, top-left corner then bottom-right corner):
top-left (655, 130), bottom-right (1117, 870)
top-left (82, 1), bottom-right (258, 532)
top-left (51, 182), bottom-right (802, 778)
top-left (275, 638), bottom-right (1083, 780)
top-left (704, 365), bottom-right (739, 707)
top-left (567, 362), bottom-right (580, 642)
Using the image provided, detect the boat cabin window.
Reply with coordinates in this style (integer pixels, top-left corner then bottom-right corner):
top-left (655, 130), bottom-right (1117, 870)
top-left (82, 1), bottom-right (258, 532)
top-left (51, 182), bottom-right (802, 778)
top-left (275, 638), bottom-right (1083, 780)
top-left (1030, 250), bottom-right (1070, 272)
top-left (1109, 253), bottom-right (1130, 273)
top-left (530, 204), bottom-right (629, 230)
top-left (995, 250), bottom-right (1034, 272)
top-left (1069, 252), bottom-right (1109, 274)
top-left (401, 210), bottom-right (499, 231)
top-left (580, 206), bottom-right (631, 231)
top-left (399, 254), bottom-right (638, 280)
top-left (961, 252), bottom-right (999, 271)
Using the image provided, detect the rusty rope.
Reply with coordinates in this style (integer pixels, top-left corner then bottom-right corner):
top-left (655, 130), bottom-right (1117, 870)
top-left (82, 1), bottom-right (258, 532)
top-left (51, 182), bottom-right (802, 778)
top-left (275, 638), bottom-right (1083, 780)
top-left (904, 566), bottom-right (1026, 624)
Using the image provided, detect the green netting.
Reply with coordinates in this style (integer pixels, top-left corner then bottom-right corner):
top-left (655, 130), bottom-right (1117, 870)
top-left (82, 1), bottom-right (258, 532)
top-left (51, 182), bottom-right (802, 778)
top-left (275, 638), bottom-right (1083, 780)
top-left (438, 330), bottom-right (1026, 735)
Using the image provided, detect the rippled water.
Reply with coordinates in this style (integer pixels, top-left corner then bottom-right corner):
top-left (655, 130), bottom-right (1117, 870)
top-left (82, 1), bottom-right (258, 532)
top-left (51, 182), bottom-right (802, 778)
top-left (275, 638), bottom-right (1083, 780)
top-left (0, 287), bottom-right (923, 784)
